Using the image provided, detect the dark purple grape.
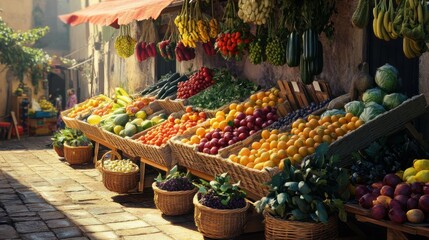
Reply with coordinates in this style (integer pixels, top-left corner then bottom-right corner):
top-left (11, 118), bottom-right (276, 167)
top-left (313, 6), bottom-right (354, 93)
top-left (157, 177), bottom-right (194, 191)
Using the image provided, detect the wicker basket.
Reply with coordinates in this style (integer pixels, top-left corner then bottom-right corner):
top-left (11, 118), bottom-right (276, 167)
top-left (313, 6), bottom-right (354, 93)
top-left (193, 194), bottom-right (249, 239)
top-left (101, 158), bottom-right (139, 194)
top-left (152, 182), bottom-right (197, 216)
top-left (264, 211), bottom-right (338, 240)
top-left (96, 151), bottom-right (121, 172)
top-left (156, 98), bottom-right (186, 115)
top-left (63, 143), bottom-right (93, 165)
top-left (53, 145), bottom-right (64, 158)
top-left (75, 120), bottom-right (106, 142)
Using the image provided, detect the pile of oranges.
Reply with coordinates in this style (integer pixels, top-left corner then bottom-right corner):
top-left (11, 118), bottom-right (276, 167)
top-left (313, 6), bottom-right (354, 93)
top-left (67, 95), bottom-right (110, 118)
top-left (229, 112), bottom-right (364, 170)
top-left (181, 88), bottom-right (283, 145)
top-left (137, 107), bottom-right (206, 146)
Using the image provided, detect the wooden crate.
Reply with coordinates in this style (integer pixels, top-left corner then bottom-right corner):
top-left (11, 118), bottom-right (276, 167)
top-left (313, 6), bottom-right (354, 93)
top-left (305, 80), bottom-right (332, 104)
top-left (277, 80), bottom-right (311, 110)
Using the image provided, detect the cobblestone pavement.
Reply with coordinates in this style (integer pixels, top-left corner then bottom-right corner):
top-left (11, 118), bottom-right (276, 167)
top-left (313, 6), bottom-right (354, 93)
top-left (0, 136), bottom-right (263, 240)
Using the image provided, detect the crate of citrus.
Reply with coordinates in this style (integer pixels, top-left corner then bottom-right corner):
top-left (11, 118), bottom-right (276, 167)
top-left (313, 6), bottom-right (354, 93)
top-left (130, 107), bottom-right (207, 169)
top-left (170, 88), bottom-right (283, 174)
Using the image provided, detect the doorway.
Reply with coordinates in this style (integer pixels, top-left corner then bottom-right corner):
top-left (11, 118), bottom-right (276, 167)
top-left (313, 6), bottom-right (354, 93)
top-left (48, 72), bottom-right (66, 111)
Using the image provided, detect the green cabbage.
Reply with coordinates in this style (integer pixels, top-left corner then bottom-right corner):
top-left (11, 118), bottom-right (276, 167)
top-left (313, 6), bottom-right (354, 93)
top-left (382, 93), bottom-right (407, 110)
top-left (362, 88), bottom-right (385, 104)
top-left (375, 63), bottom-right (400, 93)
top-left (321, 109), bottom-right (346, 118)
top-left (344, 101), bottom-right (365, 117)
top-left (359, 102), bottom-right (386, 123)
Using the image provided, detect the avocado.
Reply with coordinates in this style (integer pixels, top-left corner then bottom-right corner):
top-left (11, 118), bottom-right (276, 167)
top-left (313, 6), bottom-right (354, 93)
top-left (113, 113), bottom-right (129, 126)
top-left (141, 120), bottom-right (154, 130)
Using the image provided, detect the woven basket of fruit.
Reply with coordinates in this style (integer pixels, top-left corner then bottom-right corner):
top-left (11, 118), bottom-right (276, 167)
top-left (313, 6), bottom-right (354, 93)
top-left (101, 158), bottom-right (139, 193)
top-left (61, 109), bottom-right (79, 129)
top-left (63, 142), bottom-right (93, 165)
top-left (264, 211), bottom-right (338, 240)
top-left (75, 120), bottom-right (106, 141)
top-left (169, 133), bottom-right (210, 174)
top-left (96, 150), bottom-right (121, 173)
top-left (156, 98), bottom-right (186, 115)
top-left (152, 166), bottom-right (197, 216)
top-left (193, 173), bottom-right (249, 239)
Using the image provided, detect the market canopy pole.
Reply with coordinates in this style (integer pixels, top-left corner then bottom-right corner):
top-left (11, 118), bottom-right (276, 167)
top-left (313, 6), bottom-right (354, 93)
top-left (58, 0), bottom-right (177, 27)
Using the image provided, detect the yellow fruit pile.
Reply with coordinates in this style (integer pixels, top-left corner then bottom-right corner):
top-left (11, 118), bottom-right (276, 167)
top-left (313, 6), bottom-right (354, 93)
top-left (114, 25), bottom-right (136, 58)
top-left (229, 112), bottom-right (364, 170)
top-left (181, 88), bottom-right (282, 145)
top-left (403, 159), bottom-right (429, 183)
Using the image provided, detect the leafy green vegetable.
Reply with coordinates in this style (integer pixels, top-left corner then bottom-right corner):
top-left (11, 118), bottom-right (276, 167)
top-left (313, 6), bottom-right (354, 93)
top-left (362, 88), bottom-right (385, 104)
top-left (375, 64), bottom-right (400, 93)
top-left (382, 93), bottom-right (407, 110)
top-left (344, 101), bottom-right (365, 117)
top-left (321, 109), bottom-right (346, 118)
top-left (359, 102), bottom-right (385, 123)
top-left (187, 69), bottom-right (259, 110)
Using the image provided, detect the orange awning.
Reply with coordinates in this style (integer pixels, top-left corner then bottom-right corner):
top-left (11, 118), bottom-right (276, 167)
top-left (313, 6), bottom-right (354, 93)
top-left (59, 0), bottom-right (176, 27)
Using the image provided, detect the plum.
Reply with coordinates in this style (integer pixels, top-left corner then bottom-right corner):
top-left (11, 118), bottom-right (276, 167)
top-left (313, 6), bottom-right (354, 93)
top-left (418, 194), bottom-right (429, 213)
top-left (380, 185), bottom-right (394, 198)
top-left (407, 197), bottom-right (419, 210)
top-left (406, 209), bottom-right (425, 223)
top-left (411, 193), bottom-right (422, 200)
top-left (372, 188), bottom-right (381, 197)
top-left (355, 185), bottom-right (370, 200)
top-left (423, 184), bottom-right (429, 194)
top-left (359, 193), bottom-right (377, 209)
top-left (410, 182), bottom-right (423, 194)
top-left (394, 183), bottom-right (411, 197)
top-left (383, 174), bottom-right (402, 188)
top-left (393, 195), bottom-right (409, 210)
top-left (371, 204), bottom-right (387, 220)
top-left (388, 207), bottom-right (407, 224)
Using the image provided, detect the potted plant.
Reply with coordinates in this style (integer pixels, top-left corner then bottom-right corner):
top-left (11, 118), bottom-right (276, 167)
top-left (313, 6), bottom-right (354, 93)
top-left (51, 130), bottom-right (66, 157)
top-left (152, 165), bottom-right (197, 216)
top-left (254, 143), bottom-right (350, 240)
top-left (63, 130), bottom-right (93, 165)
top-left (193, 173), bottom-right (249, 239)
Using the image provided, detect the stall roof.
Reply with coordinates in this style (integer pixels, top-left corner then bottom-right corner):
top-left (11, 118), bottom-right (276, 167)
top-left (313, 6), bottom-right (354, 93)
top-left (58, 0), bottom-right (180, 27)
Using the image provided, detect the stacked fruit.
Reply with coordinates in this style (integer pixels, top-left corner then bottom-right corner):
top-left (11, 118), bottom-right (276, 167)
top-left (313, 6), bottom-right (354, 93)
top-left (39, 99), bottom-right (55, 111)
top-left (181, 88), bottom-right (282, 146)
top-left (356, 173), bottom-right (429, 224)
top-left (215, 31), bottom-right (251, 60)
top-left (67, 95), bottom-right (110, 119)
top-left (125, 96), bottom-right (155, 116)
top-left (403, 159), bottom-right (429, 184)
top-left (175, 41), bottom-right (196, 62)
top-left (177, 67), bottom-right (214, 99)
top-left (136, 107), bottom-right (207, 146)
top-left (157, 40), bottom-right (176, 61)
top-left (103, 159), bottom-right (139, 173)
top-left (229, 112), bottom-right (363, 169)
top-left (92, 102), bottom-right (114, 117)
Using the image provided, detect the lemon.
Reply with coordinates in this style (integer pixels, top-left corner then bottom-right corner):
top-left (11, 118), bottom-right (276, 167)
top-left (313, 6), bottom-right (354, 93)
top-left (402, 167), bottom-right (417, 181)
top-left (87, 115), bottom-right (102, 125)
top-left (406, 176), bottom-right (417, 184)
top-left (113, 125), bottom-right (124, 135)
top-left (415, 170), bottom-right (429, 183)
top-left (413, 159), bottom-right (429, 172)
top-left (135, 110), bottom-right (147, 120)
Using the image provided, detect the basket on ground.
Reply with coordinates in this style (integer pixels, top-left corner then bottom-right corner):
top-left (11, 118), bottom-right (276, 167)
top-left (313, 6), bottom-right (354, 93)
top-left (53, 145), bottom-right (64, 158)
top-left (152, 182), bottom-right (197, 216)
top-left (101, 157), bottom-right (139, 194)
top-left (96, 150), bottom-right (121, 172)
top-left (193, 194), bottom-right (249, 239)
top-left (264, 211), bottom-right (338, 240)
top-left (63, 142), bottom-right (93, 165)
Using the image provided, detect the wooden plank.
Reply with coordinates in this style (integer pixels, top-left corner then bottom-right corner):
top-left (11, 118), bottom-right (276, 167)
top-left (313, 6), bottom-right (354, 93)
top-left (327, 95), bottom-right (427, 166)
top-left (387, 229), bottom-right (409, 240)
top-left (355, 215), bottom-right (419, 236)
top-left (405, 122), bottom-right (429, 151)
top-left (8, 111), bottom-right (20, 140)
top-left (280, 81), bottom-right (299, 110)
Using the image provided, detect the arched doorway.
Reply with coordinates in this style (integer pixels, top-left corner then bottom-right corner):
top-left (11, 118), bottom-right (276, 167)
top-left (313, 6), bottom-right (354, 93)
top-left (48, 72), bottom-right (66, 111)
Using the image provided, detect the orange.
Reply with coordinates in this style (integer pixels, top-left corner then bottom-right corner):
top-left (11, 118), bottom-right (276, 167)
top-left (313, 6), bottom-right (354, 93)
top-left (340, 124), bottom-right (349, 133)
top-left (196, 127), bottom-right (206, 137)
top-left (351, 116), bottom-right (359, 122)
top-left (254, 157), bottom-right (263, 164)
top-left (330, 115), bottom-right (340, 122)
top-left (239, 156), bottom-right (250, 166)
top-left (335, 128), bottom-right (346, 137)
top-left (298, 123), bottom-right (306, 132)
top-left (292, 154), bottom-right (303, 165)
top-left (236, 104), bottom-right (245, 112)
top-left (305, 138), bottom-right (315, 147)
top-left (308, 118), bottom-right (319, 128)
top-left (229, 103), bottom-right (238, 110)
top-left (250, 149), bottom-right (258, 155)
top-left (321, 116), bottom-right (331, 124)
top-left (298, 146), bottom-right (308, 157)
top-left (261, 130), bottom-right (271, 139)
top-left (245, 107), bottom-right (255, 115)
top-left (215, 115), bottom-right (225, 122)
top-left (345, 112), bottom-right (354, 121)
top-left (286, 145), bottom-right (298, 156)
top-left (322, 134), bottom-right (332, 143)
top-left (246, 162), bottom-right (255, 168)
top-left (261, 142), bottom-right (270, 150)
top-left (327, 124), bottom-right (336, 133)
top-left (260, 152), bottom-right (270, 162)
top-left (264, 160), bottom-right (275, 168)
top-left (308, 130), bottom-right (317, 138)
top-left (355, 119), bottom-right (364, 128)
top-left (269, 140), bottom-right (278, 150)
top-left (212, 122), bottom-right (219, 129)
top-left (229, 154), bottom-right (238, 163)
top-left (252, 141), bottom-right (262, 150)
top-left (239, 147), bottom-right (251, 156)
top-left (256, 91), bottom-right (266, 100)
top-left (278, 149), bottom-right (287, 159)
top-left (307, 147), bottom-right (315, 154)
top-left (190, 135), bottom-right (200, 144)
top-left (271, 129), bottom-right (280, 135)
top-left (244, 102), bottom-right (252, 109)
top-left (279, 160), bottom-right (285, 170)
top-left (269, 134), bottom-right (278, 141)
top-left (286, 139), bottom-right (295, 147)
top-left (181, 138), bottom-right (189, 143)
top-left (277, 141), bottom-right (287, 150)
top-left (248, 155), bottom-right (256, 162)
top-left (294, 139), bottom-right (304, 148)
top-left (250, 94), bottom-right (258, 102)
top-left (338, 117), bottom-right (347, 125)
top-left (254, 162), bottom-right (265, 170)
top-left (347, 122), bottom-right (356, 131)
top-left (313, 135), bottom-right (323, 143)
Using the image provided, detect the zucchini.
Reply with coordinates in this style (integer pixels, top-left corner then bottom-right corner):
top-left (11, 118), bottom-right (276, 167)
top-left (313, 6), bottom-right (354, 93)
top-left (160, 85), bottom-right (178, 99)
top-left (303, 29), bottom-right (317, 61)
top-left (314, 40), bottom-right (323, 75)
top-left (167, 75), bottom-right (188, 88)
top-left (302, 31), bottom-right (308, 60)
top-left (300, 55), bottom-right (314, 85)
top-left (156, 80), bottom-right (172, 99)
top-left (287, 32), bottom-right (300, 67)
top-left (165, 72), bottom-right (180, 83)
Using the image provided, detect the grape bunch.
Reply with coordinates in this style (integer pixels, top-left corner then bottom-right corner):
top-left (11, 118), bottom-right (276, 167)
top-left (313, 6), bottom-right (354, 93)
top-left (103, 159), bottom-right (138, 173)
top-left (197, 190), bottom-right (246, 209)
top-left (265, 37), bottom-right (286, 66)
top-left (157, 177), bottom-right (194, 191)
top-left (248, 39), bottom-right (265, 65)
top-left (270, 99), bottom-right (330, 129)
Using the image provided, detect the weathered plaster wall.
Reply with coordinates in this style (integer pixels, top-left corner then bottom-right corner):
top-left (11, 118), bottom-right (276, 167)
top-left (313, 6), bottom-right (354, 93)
top-left (418, 52), bottom-right (429, 138)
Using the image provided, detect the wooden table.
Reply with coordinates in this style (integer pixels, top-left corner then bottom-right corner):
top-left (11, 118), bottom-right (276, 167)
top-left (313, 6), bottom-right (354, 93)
top-left (345, 204), bottom-right (429, 240)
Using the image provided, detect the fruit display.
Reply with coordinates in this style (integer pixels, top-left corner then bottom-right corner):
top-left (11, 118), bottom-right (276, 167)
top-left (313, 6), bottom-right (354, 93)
top-left (66, 95), bottom-right (111, 119)
top-left (114, 25), bottom-right (136, 59)
top-left (238, 0), bottom-right (272, 25)
top-left (197, 106), bottom-right (278, 155)
top-left (187, 69), bottom-right (259, 110)
top-left (174, 0), bottom-right (198, 48)
top-left (139, 73), bottom-right (188, 99)
top-left (266, 36), bottom-right (286, 66)
top-left (177, 67), bottom-right (214, 99)
top-left (155, 166), bottom-right (194, 191)
top-left (229, 112), bottom-right (363, 169)
top-left (38, 99), bottom-right (55, 111)
top-left (181, 88), bottom-right (282, 148)
top-left (175, 41), bottom-right (196, 62)
top-left (269, 100), bottom-right (331, 130)
top-left (369, 0), bottom-right (429, 58)
top-left (136, 107), bottom-right (207, 146)
top-left (103, 159), bottom-right (139, 173)
top-left (248, 35), bottom-right (266, 65)
top-left (125, 96), bottom-right (155, 116)
top-left (403, 159), bottom-right (429, 184)
top-left (356, 173), bottom-right (429, 224)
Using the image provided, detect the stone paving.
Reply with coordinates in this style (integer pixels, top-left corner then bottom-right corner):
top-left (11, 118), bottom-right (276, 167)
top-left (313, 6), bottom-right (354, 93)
top-left (0, 136), bottom-right (263, 240)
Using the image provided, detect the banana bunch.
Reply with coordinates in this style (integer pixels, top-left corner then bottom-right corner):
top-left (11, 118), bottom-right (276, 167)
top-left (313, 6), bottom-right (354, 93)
top-left (114, 25), bottom-right (136, 58)
top-left (175, 15), bottom-right (198, 48)
top-left (209, 19), bottom-right (219, 38)
top-left (197, 20), bottom-right (210, 43)
top-left (114, 87), bottom-right (133, 107)
top-left (400, 0), bottom-right (429, 58)
top-left (403, 37), bottom-right (428, 58)
top-left (373, 0), bottom-right (398, 41)
top-left (39, 99), bottom-right (55, 111)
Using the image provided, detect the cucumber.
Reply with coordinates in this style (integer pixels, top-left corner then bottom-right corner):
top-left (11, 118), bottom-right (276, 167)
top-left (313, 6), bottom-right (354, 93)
top-left (287, 32), bottom-right (300, 67)
top-left (156, 82), bottom-right (170, 99)
top-left (168, 75), bottom-right (188, 88)
top-left (160, 85), bottom-right (178, 99)
top-left (303, 29), bottom-right (317, 61)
